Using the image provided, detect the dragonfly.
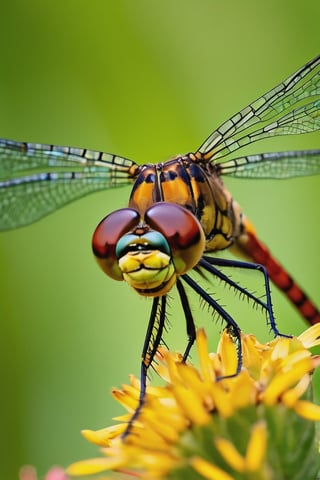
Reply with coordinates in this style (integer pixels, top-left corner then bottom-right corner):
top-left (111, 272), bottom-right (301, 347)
top-left (1, 55), bottom-right (320, 438)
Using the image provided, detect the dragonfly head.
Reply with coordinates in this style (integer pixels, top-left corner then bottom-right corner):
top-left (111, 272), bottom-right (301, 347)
top-left (92, 202), bottom-right (205, 296)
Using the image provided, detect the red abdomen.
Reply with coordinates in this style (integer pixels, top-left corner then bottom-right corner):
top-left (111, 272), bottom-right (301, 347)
top-left (242, 228), bottom-right (320, 325)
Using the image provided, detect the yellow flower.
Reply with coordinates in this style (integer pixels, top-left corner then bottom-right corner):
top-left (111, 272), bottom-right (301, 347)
top-left (67, 325), bottom-right (320, 479)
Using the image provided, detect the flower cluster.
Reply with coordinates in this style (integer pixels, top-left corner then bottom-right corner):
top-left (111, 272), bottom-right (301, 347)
top-left (68, 325), bottom-right (320, 479)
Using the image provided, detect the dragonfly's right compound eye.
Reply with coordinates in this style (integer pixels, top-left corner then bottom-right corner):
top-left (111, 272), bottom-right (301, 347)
top-left (92, 208), bottom-right (141, 281)
top-left (145, 202), bottom-right (206, 275)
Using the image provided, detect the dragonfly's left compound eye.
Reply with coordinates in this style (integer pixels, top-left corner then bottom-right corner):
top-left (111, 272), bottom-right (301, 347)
top-left (145, 202), bottom-right (205, 274)
top-left (92, 208), bottom-right (141, 281)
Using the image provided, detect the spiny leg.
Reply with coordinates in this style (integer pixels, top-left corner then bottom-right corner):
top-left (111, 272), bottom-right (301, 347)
top-left (181, 272), bottom-right (242, 378)
top-left (176, 278), bottom-right (196, 362)
top-left (200, 255), bottom-right (287, 336)
top-left (122, 295), bottom-right (167, 440)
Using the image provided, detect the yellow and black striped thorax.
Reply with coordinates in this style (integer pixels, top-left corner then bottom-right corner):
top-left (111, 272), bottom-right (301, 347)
top-left (128, 154), bottom-right (243, 252)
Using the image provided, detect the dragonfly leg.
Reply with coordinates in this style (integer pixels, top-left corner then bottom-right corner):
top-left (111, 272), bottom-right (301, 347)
top-left (200, 256), bottom-right (288, 337)
top-left (122, 296), bottom-right (167, 440)
top-left (181, 273), bottom-right (242, 378)
top-left (176, 278), bottom-right (196, 362)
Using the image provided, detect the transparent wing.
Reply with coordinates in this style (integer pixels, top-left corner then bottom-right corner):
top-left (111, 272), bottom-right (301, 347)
top-left (0, 139), bottom-right (139, 230)
top-left (219, 149), bottom-right (320, 178)
top-left (197, 55), bottom-right (320, 161)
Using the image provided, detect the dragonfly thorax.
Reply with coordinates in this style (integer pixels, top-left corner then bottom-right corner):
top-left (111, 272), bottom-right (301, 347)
top-left (128, 155), bottom-right (243, 253)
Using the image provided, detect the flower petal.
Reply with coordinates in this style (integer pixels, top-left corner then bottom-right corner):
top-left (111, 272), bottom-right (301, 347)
top-left (214, 437), bottom-right (245, 472)
top-left (261, 357), bottom-right (313, 405)
top-left (281, 374), bottom-right (311, 407)
top-left (217, 330), bottom-right (238, 377)
top-left (190, 456), bottom-right (235, 480)
top-left (67, 457), bottom-right (125, 476)
top-left (298, 324), bottom-right (320, 348)
top-left (81, 424), bottom-right (126, 446)
top-left (172, 383), bottom-right (211, 425)
top-left (293, 400), bottom-right (320, 420)
top-left (245, 421), bottom-right (267, 472)
top-left (197, 328), bottom-right (217, 382)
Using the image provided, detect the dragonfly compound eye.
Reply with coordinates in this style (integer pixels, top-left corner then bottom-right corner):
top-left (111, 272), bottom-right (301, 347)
top-left (144, 202), bottom-right (205, 275)
top-left (92, 208), bottom-right (140, 281)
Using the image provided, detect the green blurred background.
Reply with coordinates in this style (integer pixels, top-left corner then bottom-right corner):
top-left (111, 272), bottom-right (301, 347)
top-left (0, 0), bottom-right (319, 478)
